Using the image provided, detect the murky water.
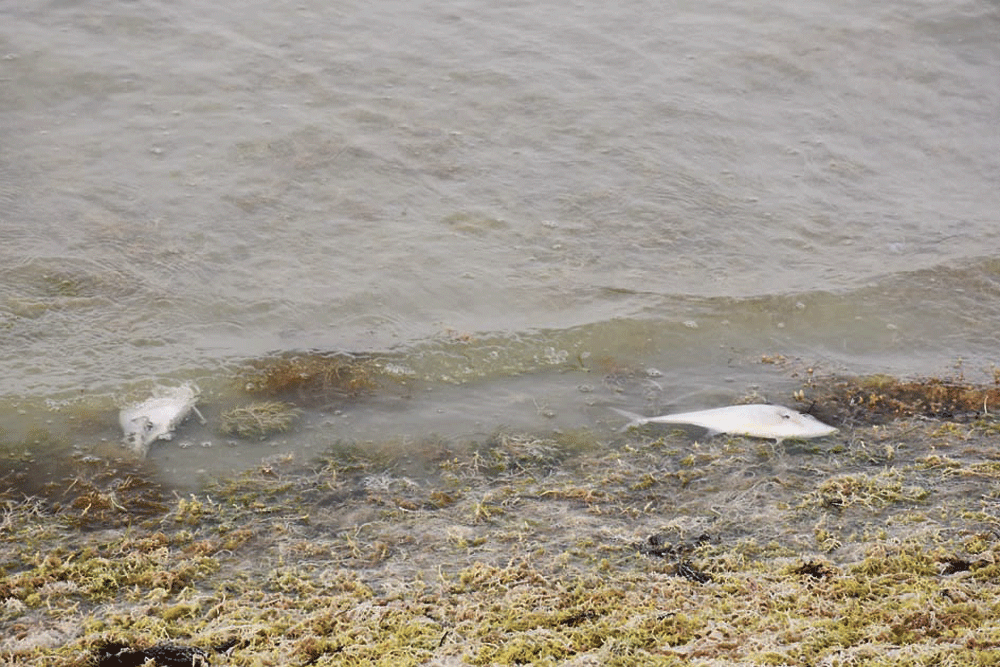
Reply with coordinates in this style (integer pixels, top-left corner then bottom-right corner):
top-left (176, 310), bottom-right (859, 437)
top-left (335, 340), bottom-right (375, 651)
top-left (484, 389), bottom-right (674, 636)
top-left (2, 0), bottom-right (998, 484)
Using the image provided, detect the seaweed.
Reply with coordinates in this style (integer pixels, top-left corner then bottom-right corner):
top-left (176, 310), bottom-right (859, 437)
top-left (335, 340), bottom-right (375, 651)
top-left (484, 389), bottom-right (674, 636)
top-left (239, 352), bottom-right (380, 403)
top-left (802, 470), bottom-right (930, 510)
top-left (218, 402), bottom-right (300, 439)
top-left (0, 453), bottom-right (170, 530)
top-left (795, 372), bottom-right (1000, 426)
top-left (5, 388), bottom-right (1000, 665)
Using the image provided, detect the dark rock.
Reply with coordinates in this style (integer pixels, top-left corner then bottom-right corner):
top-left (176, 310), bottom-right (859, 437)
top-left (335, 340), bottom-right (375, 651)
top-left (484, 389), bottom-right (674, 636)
top-left (95, 642), bottom-right (209, 667)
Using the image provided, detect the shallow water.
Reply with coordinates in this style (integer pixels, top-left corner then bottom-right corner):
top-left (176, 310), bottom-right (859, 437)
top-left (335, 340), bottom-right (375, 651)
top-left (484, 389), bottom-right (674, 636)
top-left (1, 0), bottom-right (998, 482)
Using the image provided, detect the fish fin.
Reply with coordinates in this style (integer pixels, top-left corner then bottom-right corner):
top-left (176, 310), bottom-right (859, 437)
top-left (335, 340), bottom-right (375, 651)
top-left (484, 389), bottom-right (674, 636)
top-left (611, 407), bottom-right (649, 430)
top-left (191, 405), bottom-right (207, 425)
top-left (704, 429), bottom-right (721, 438)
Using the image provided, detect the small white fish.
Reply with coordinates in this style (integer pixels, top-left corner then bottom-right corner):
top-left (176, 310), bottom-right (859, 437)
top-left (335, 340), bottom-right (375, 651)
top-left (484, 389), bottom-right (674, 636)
top-left (612, 404), bottom-right (837, 443)
top-left (119, 383), bottom-right (206, 457)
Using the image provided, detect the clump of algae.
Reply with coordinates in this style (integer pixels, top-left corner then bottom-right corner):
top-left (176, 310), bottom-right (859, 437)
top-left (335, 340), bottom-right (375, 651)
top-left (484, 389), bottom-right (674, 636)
top-left (219, 401), bottom-right (300, 439)
top-left (802, 470), bottom-right (930, 510)
top-left (239, 352), bottom-right (379, 402)
top-left (797, 372), bottom-right (1000, 426)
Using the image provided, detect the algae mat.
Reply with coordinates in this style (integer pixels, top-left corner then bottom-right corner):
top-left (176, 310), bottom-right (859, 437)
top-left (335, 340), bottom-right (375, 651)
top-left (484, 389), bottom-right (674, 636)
top-left (3, 418), bottom-right (1000, 666)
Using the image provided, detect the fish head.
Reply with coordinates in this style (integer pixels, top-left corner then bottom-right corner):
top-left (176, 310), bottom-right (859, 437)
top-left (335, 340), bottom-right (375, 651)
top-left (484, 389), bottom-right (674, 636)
top-left (121, 415), bottom-right (159, 456)
top-left (770, 407), bottom-right (838, 439)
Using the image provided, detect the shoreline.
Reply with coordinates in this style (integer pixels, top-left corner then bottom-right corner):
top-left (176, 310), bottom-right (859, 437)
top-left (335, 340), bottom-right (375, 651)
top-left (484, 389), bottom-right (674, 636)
top-left (3, 399), bottom-right (1000, 665)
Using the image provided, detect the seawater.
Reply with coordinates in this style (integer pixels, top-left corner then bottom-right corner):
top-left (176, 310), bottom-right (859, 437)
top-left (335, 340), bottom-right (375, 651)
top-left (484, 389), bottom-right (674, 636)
top-left (1, 0), bottom-right (998, 485)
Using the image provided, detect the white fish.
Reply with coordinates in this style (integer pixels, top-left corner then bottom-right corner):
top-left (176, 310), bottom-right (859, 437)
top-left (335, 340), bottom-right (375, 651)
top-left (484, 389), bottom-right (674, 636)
top-left (612, 404), bottom-right (837, 443)
top-left (119, 383), bottom-right (206, 457)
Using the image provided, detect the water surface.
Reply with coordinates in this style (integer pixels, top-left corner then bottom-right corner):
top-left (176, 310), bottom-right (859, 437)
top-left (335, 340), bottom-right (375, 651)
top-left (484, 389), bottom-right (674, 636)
top-left (1, 0), bottom-right (998, 482)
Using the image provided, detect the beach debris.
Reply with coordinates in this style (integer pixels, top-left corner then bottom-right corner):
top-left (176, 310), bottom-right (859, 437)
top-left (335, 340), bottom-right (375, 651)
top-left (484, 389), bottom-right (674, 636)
top-left (637, 533), bottom-right (713, 583)
top-left (676, 560), bottom-right (712, 583)
top-left (95, 641), bottom-right (210, 666)
top-left (792, 560), bottom-right (838, 580)
top-left (119, 383), bottom-right (206, 457)
top-left (219, 401), bottom-right (300, 439)
top-left (612, 404), bottom-right (837, 443)
top-left (637, 532), bottom-right (711, 559)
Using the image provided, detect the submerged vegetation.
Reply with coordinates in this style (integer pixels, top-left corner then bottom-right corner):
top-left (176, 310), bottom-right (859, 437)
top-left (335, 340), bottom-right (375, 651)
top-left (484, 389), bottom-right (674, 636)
top-left (239, 352), bottom-right (382, 403)
top-left (814, 374), bottom-right (1000, 423)
top-left (3, 369), bottom-right (1000, 664)
top-left (3, 417), bottom-right (1000, 663)
top-left (775, 359), bottom-right (1000, 427)
top-left (219, 401), bottom-right (300, 440)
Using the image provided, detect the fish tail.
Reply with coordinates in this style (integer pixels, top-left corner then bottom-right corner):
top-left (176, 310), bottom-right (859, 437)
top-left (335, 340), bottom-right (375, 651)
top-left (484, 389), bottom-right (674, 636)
top-left (611, 407), bottom-right (650, 430)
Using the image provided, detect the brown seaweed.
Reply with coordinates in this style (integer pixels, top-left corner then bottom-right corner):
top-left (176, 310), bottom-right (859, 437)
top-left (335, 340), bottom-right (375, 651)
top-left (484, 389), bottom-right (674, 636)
top-left (792, 371), bottom-right (1000, 427)
top-left (239, 352), bottom-right (380, 404)
top-left (218, 402), bottom-right (300, 439)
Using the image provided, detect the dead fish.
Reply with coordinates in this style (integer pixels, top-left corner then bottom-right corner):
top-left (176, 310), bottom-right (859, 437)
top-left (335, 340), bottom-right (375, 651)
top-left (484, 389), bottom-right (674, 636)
top-left (612, 404), bottom-right (837, 443)
top-left (119, 383), bottom-right (206, 457)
